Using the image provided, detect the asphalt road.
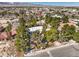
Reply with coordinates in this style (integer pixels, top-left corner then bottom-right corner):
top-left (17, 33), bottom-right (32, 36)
top-left (25, 43), bottom-right (79, 57)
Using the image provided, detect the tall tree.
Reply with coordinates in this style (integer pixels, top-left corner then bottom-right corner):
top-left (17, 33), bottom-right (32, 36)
top-left (15, 14), bottom-right (30, 56)
top-left (5, 21), bottom-right (12, 40)
top-left (6, 21), bottom-right (12, 32)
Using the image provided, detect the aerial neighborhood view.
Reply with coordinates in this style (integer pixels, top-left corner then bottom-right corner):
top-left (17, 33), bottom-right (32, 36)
top-left (0, 2), bottom-right (79, 57)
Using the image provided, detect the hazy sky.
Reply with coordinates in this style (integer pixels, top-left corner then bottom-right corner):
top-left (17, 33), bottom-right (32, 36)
top-left (0, 0), bottom-right (79, 6)
top-left (32, 2), bottom-right (79, 6)
top-left (0, 0), bottom-right (78, 2)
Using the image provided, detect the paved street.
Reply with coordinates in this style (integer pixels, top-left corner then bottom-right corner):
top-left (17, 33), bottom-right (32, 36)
top-left (25, 43), bottom-right (79, 57)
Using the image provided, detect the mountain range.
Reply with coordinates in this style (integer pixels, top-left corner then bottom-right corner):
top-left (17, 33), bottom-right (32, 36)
top-left (0, 2), bottom-right (79, 8)
top-left (0, 2), bottom-right (44, 7)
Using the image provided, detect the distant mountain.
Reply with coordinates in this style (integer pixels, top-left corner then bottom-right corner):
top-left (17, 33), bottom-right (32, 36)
top-left (0, 2), bottom-right (44, 7)
top-left (0, 2), bottom-right (78, 8)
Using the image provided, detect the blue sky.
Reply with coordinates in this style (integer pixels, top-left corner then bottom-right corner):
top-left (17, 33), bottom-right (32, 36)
top-left (0, 0), bottom-right (78, 6)
top-left (31, 2), bottom-right (79, 6)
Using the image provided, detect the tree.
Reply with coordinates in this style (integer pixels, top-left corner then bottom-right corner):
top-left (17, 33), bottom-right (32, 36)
top-left (45, 14), bottom-right (60, 29)
top-left (5, 21), bottom-right (12, 40)
top-left (28, 18), bottom-right (37, 27)
top-left (44, 28), bottom-right (58, 42)
top-left (50, 17), bottom-right (60, 29)
top-left (15, 15), bottom-right (30, 56)
top-left (1, 11), bottom-right (7, 16)
top-left (62, 15), bottom-right (69, 23)
top-left (42, 24), bottom-right (47, 34)
top-left (45, 13), bottom-right (51, 24)
top-left (73, 32), bottom-right (79, 42)
top-left (6, 21), bottom-right (12, 32)
top-left (14, 12), bottom-right (19, 16)
top-left (71, 14), bottom-right (75, 19)
top-left (61, 24), bottom-right (76, 41)
top-left (76, 22), bottom-right (79, 26)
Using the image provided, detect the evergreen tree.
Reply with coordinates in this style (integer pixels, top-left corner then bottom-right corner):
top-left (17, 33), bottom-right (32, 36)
top-left (5, 21), bottom-right (12, 40)
top-left (15, 14), bottom-right (30, 54)
top-left (6, 21), bottom-right (12, 32)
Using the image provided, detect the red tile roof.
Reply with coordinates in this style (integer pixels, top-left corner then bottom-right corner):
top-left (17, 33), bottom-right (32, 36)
top-left (0, 32), bottom-right (8, 40)
top-left (0, 27), bottom-right (17, 40)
